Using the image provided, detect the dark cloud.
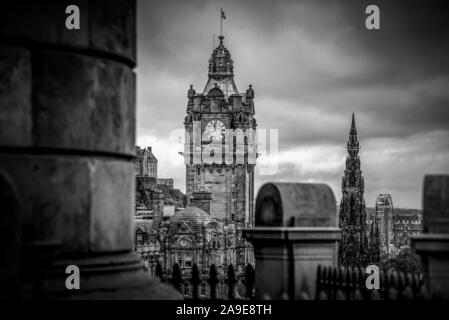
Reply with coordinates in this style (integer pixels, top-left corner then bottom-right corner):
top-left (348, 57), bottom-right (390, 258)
top-left (136, 0), bottom-right (449, 208)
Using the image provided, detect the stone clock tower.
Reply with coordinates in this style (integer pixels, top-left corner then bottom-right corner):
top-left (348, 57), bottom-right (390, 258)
top-left (183, 35), bottom-right (257, 230)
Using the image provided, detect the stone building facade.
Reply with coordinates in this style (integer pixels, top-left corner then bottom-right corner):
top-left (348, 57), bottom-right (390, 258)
top-left (392, 209), bottom-right (423, 252)
top-left (133, 34), bottom-right (257, 297)
top-left (183, 35), bottom-right (256, 228)
top-left (135, 146), bottom-right (158, 178)
top-left (366, 201), bottom-right (423, 257)
top-left (182, 34), bottom-right (256, 269)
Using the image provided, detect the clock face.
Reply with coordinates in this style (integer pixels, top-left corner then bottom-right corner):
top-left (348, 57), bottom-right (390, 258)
top-left (204, 120), bottom-right (225, 142)
top-left (179, 238), bottom-right (188, 247)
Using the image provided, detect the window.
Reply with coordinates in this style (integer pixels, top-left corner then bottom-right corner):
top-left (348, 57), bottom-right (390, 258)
top-left (184, 282), bottom-right (190, 296)
top-left (200, 283), bottom-right (206, 296)
top-left (178, 255), bottom-right (183, 267)
top-left (136, 233), bottom-right (143, 245)
top-left (185, 256), bottom-right (192, 268)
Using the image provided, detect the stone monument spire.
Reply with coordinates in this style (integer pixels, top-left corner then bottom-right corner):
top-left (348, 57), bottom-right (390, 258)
top-left (338, 113), bottom-right (369, 268)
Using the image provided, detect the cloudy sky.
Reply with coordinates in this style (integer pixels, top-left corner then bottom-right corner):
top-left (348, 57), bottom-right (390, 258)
top-left (136, 0), bottom-right (449, 209)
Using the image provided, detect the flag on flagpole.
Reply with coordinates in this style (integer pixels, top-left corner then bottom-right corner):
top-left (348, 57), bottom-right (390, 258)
top-left (221, 9), bottom-right (226, 19)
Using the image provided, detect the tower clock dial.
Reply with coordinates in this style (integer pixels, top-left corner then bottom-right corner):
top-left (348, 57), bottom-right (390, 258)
top-left (204, 120), bottom-right (226, 142)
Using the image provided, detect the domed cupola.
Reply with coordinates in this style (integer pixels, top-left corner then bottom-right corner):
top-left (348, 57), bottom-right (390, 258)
top-left (204, 35), bottom-right (239, 99)
top-left (167, 206), bottom-right (216, 234)
top-left (208, 36), bottom-right (234, 78)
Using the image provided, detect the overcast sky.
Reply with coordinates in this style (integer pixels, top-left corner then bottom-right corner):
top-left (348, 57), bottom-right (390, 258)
top-left (136, 0), bottom-right (449, 209)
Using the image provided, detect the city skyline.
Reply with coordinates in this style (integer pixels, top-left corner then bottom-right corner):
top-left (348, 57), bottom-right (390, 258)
top-left (136, 0), bottom-right (449, 208)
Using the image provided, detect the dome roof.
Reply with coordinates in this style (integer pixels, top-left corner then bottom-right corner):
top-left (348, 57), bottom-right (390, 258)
top-left (168, 206), bottom-right (214, 229)
top-left (208, 36), bottom-right (234, 78)
top-left (204, 36), bottom-right (239, 98)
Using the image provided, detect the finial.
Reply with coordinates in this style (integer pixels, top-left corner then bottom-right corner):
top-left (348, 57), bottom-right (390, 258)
top-left (218, 35), bottom-right (224, 45)
top-left (350, 113), bottom-right (357, 135)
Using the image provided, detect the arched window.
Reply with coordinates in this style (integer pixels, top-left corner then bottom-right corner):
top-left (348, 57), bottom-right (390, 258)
top-left (185, 255), bottom-right (192, 268)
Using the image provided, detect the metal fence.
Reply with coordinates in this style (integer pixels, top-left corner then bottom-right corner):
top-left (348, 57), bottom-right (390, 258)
top-left (315, 265), bottom-right (429, 300)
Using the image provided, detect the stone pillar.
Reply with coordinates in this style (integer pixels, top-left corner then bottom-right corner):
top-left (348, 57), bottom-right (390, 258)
top-left (412, 175), bottom-right (449, 299)
top-left (191, 191), bottom-right (212, 215)
top-left (0, 0), bottom-right (180, 299)
top-left (242, 183), bottom-right (341, 300)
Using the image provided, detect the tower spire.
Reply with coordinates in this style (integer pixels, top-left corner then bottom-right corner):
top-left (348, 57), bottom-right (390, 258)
top-left (338, 113), bottom-right (369, 268)
top-left (350, 112), bottom-right (357, 135)
top-left (347, 113), bottom-right (360, 157)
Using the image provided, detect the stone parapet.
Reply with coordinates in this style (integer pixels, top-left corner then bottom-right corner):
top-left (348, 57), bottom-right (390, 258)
top-left (243, 183), bottom-right (341, 299)
top-left (412, 175), bottom-right (449, 299)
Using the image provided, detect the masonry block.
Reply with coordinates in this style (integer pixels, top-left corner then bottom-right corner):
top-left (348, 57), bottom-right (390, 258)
top-left (255, 183), bottom-right (337, 227)
top-left (423, 175), bottom-right (449, 233)
top-left (413, 175), bottom-right (449, 299)
top-left (0, 45), bottom-right (31, 147)
top-left (0, 0), bottom-right (135, 65)
top-left (0, 154), bottom-right (134, 252)
top-left (32, 51), bottom-right (135, 155)
top-left (244, 183), bottom-right (340, 299)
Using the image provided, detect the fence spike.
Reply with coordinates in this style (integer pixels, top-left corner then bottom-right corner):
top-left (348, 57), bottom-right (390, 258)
top-left (346, 267), bottom-right (354, 300)
top-left (369, 289), bottom-right (381, 300)
top-left (419, 282), bottom-right (429, 300)
top-left (261, 293), bottom-right (272, 300)
top-left (326, 266), bottom-right (333, 299)
top-left (353, 268), bottom-right (363, 300)
top-left (387, 271), bottom-right (399, 300)
top-left (315, 265), bottom-right (323, 300)
top-left (379, 270), bottom-right (386, 298)
top-left (281, 292), bottom-right (290, 300)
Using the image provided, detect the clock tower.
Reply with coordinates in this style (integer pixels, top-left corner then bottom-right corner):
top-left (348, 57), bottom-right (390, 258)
top-left (183, 35), bottom-right (257, 231)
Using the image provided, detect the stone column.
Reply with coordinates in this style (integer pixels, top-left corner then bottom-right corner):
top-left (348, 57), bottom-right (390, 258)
top-left (412, 175), bottom-right (449, 299)
top-left (0, 0), bottom-right (180, 299)
top-left (242, 183), bottom-right (341, 299)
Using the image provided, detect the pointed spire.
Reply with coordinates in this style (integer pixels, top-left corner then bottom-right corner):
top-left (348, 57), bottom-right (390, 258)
top-left (350, 113), bottom-right (357, 135)
top-left (347, 113), bottom-right (360, 156)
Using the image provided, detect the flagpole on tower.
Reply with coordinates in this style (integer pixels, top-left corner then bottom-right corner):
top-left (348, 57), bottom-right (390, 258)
top-left (220, 8), bottom-right (226, 37)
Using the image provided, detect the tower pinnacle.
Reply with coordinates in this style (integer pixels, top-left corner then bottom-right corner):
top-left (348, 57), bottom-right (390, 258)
top-left (350, 112), bottom-right (357, 135)
top-left (347, 113), bottom-right (360, 157)
top-left (204, 34), bottom-right (238, 98)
